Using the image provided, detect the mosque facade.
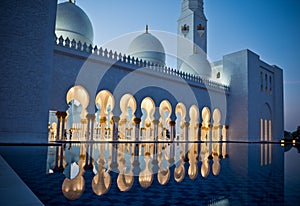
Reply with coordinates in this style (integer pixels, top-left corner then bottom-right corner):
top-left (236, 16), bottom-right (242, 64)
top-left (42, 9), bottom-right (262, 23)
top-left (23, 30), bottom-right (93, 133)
top-left (0, 0), bottom-right (283, 143)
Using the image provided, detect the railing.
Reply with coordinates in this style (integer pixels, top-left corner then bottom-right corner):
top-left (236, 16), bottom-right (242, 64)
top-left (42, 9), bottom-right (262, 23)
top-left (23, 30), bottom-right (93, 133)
top-left (54, 35), bottom-right (230, 92)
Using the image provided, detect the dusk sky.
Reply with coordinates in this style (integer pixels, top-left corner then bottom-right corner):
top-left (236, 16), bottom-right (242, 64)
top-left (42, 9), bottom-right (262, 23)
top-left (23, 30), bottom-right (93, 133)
top-left (58, 0), bottom-right (300, 132)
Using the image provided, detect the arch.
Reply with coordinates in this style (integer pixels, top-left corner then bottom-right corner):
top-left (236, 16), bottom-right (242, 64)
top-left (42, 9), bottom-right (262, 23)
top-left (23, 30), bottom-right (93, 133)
top-left (201, 107), bottom-right (211, 125)
top-left (212, 108), bottom-right (222, 141)
top-left (141, 97), bottom-right (155, 140)
top-left (260, 102), bottom-right (272, 142)
top-left (119, 94), bottom-right (137, 139)
top-left (175, 103), bottom-right (187, 140)
top-left (120, 94), bottom-right (137, 119)
top-left (66, 85), bottom-right (89, 119)
top-left (65, 86), bottom-right (90, 140)
top-left (159, 100), bottom-right (172, 140)
top-left (201, 107), bottom-right (211, 141)
top-left (95, 90), bottom-right (115, 116)
top-left (189, 105), bottom-right (199, 141)
top-left (212, 108), bottom-right (221, 125)
top-left (95, 90), bottom-right (115, 140)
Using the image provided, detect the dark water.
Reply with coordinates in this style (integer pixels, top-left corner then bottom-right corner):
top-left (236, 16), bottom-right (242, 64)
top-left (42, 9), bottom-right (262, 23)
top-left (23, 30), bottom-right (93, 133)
top-left (0, 142), bottom-right (299, 205)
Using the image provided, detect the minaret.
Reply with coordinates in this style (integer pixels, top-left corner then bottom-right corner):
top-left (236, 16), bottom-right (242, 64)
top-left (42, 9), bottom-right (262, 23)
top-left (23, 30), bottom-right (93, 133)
top-left (177, 0), bottom-right (207, 66)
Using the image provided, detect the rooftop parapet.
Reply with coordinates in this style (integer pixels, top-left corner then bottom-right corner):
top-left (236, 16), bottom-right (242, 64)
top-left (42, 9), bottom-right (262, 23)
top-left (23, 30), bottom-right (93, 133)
top-left (55, 35), bottom-right (230, 93)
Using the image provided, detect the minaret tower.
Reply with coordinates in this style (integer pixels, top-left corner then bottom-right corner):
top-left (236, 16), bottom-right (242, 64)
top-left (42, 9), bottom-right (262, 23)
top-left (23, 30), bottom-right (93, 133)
top-left (177, 0), bottom-right (207, 65)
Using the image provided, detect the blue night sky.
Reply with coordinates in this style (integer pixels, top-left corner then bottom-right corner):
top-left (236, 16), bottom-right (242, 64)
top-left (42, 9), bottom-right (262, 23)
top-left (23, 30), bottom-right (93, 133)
top-left (58, 0), bottom-right (300, 132)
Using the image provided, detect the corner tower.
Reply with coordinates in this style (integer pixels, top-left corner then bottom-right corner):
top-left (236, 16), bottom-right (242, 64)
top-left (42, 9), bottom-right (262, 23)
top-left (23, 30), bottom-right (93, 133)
top-left (177, 0), bottom-right (207, 65)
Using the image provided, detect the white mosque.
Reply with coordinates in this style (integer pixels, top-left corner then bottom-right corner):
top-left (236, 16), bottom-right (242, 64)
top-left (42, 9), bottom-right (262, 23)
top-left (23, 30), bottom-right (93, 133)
top-left (0, 0), bottom-right (284, 143)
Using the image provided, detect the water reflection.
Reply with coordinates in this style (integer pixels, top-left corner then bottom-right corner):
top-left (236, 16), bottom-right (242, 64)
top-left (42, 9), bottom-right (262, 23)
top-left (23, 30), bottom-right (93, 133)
top-left (46, 142), bottom-right (228, 200)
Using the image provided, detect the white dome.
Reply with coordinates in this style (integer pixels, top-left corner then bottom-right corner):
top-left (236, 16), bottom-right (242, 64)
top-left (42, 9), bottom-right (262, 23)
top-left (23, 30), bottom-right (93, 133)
top-left (127, 27), bottom-right (165, 66)
top-left (180, 52), bottom-right (212, 78)
top-left (55, 1), bottom-right (94, 45)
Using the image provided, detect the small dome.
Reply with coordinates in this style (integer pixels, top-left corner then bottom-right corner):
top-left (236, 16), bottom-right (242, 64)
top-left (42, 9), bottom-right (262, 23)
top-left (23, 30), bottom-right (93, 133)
top-left (180, 52), bottom-right (212, 78)
top-left (127, 26), bottom-right (166, 66)
top-left (55, 1), bottom-right (94, 45)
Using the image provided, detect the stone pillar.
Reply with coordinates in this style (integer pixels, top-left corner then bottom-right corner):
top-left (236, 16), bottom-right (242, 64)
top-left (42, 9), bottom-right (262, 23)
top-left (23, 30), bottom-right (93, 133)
top-left (198, 123), bottom-right (202, 142)
top-left (217, 125), bottom-right (222, 141)
top-left (90, 114), bottom-right (96, 141)
top-left (222, 125), bottom-right (229, 141)
top-left (133, 118), bottom-right (141, 141)
top-left (112, 116), bottom-right (120, 141)
top-left (153, 120), bottom-right (159, 142)
top-left (61, 112), bottom-right (67, 140)
top-left (100, 117), bottom-right (106, 140)
top-left (169, 121), bottom-right (176, 141)
top-left (207, 124), bottom-right (212, 142)
top-left (184, 122), bottom-right (190, 141)
top-left (55, 111), bottom-right (61, 141)
top-left (86, 114), bottom-right (91, 141)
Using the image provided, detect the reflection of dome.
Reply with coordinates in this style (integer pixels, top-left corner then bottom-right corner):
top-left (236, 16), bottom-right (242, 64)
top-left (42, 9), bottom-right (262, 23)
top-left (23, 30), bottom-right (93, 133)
top-left (127, 26), bottom-right (166, 66)
top-left (55, 1), bottom-right (94, 45)
top-left (180, 51), bottom-right (212, 78)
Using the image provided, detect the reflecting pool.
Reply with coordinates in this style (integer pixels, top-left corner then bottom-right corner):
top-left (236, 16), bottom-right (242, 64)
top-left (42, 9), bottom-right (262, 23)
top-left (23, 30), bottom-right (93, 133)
top-left (0, 142), bottom-right (299, 205)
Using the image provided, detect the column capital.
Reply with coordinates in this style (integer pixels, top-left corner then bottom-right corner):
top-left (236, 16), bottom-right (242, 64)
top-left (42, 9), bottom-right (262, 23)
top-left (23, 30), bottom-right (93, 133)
top-left (152, 119), bottom-right (159, 125)
top-left (133, 118), bottom-right (141, 124)
top-left (112, 116), bottom-right (120, 122)
top-left (61, 111), bottom-right (68, 119)
top-left (169, 121), bottom-right (176, 126)
top-left (86, 113), bottom-right (96, 120)
top-left (56, 111), bottom-right (62, 118)
top-left (100, 117), bottom-right (106, 123)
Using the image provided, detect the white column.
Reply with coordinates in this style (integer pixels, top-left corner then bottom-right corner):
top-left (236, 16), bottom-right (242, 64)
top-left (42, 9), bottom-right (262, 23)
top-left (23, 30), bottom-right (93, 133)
top-left (112, 116), bottom-right (120, 141)
top-left (184, 122), bottom-right (189, 141)
top-left (169, 121), bottom-right (176, 141)
top-left (134, 118), bottom-right (141, 141)
top-left (153, 120), bottom-right (159, 142)
top-left (90, 114), bottom-right (96, 141)
top-left (55, 111), bottom-right (61, 141)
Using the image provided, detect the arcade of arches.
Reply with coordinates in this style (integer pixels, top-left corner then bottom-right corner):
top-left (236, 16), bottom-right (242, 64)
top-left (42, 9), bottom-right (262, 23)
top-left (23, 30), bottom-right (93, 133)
top-left (48, 86), bottom-right (228, 142)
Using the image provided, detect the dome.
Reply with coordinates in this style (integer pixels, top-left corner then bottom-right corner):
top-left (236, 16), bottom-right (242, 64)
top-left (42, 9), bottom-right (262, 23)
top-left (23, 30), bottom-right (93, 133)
top-left (55, 1), bottom-right (94, 45)
top-left (180, 51), bottom-right (212, 78)
top-left (127, 26), bottom-right (166, 66)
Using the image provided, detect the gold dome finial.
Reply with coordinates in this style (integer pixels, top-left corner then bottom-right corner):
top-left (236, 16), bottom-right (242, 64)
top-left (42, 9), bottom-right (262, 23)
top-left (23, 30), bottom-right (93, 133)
top-left (145, 25), bottom-right (149, 34)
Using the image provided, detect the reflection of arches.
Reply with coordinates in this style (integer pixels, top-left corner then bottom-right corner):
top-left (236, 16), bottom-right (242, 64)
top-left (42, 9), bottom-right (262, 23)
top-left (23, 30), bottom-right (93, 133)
top-left (62, 175), bottom-right (85, 200)
top-left (175, 103), bottom-right (187, 140)
top-left (189, 105), bottom-right (199, 141)
top-left (141, 97), bottom-right (155, 140)
top-left (92, 165), bottom-right (111, 196)
top-left (95, 90), bottom-right (115, 140)
top-left (158, 169), bottom-right (170, 185)
top-left (174, 162), bottom-right (185, 182)
top-left (212, 156), bottom-right (220, 176)
top-left (159, 100), bottom-right (172, 140)
top-left (201, 107), bottom-right (211, 141)
top-left (120, 94), bottom-right (137, 139)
